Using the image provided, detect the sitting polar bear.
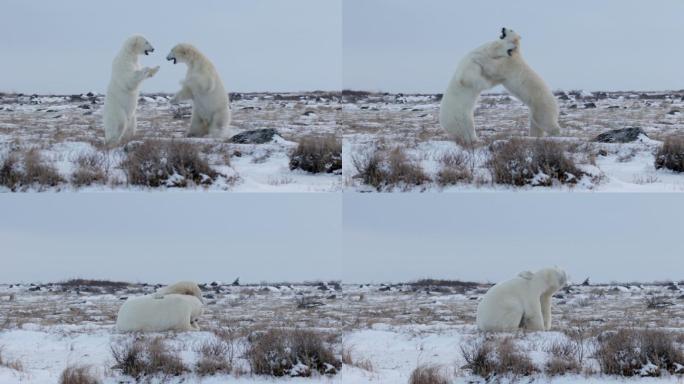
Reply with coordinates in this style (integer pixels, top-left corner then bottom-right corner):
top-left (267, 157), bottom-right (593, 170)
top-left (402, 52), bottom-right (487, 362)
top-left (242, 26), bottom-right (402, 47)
top-left (440, 28), bottom-right (560, 143)
top-left (103, 35), bottom-right (160, 147)
top-left (476, 267), bottom-right (567, 332)
top-left (153, 281), bottom-right (203, 302)
top-left (116, 281), bottom-right (204, 332)
top-left (166, 44), bottom-right (233, 138)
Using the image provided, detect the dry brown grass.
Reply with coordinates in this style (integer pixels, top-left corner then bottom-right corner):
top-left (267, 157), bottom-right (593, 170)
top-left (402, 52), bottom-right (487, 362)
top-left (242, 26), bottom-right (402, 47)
top-left (194, 330), bottom-right (240, 377)
top-left (461, 337), bottom-right (537, 379)
top-left (246, 328), bottom-right (341, 377)
top-left (71, 152), bottom-right (106, 187)
top-left (655, 136), bottom-right (684, 172)
top-left (487, 138), bottom-right (584, 186)
top-left (121, 140), bottom-right (219, 187)
top-left (595, 328), bottom-right (684, 376)
top-left (0, 149), bottom-right (63, 191)
top-left (544, 340), bottom-right (581, 376)
top-left (111, 337), bottom-right (188, 379)
top-left (352, 146), bottom-right (430, 191)
top-left (436, 152), bottom-right (472, 186)
top-left (409, 364), bottom-right (449, 384)
top-left (289, 135), bottom-right (342, 174)
top-left (58, 365), bottom-right (100, 384)
top-left (0, 347), bottom-right (24, 372)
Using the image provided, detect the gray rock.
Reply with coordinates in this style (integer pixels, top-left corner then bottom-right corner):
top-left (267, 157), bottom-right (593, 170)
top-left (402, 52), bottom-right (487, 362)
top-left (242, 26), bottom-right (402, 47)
top-left (229, 128), bottom-right (279, 144)
top-left (593, 127), bottom-right (648, 143)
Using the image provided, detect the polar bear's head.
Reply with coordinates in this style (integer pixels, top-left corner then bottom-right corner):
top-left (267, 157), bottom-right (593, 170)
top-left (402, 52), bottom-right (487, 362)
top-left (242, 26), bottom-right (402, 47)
top-left (520, 267), bottom-right (568, 292)
top-left (166, 43), bottom-right (200, 65)
top-left (499, 28), bottom-right (521, 56)
top-left (125, 35), bottom-right (155, 56)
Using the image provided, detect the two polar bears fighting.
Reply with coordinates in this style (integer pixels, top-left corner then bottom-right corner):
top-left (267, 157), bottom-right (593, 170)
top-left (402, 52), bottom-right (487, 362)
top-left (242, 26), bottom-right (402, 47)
top-left (116, 281), bottom-right (204, 332)
top-left (476, 267), bottom-right (567, 332)
top-left (440, 28), bottom-right (561, 143)
top-left (103, 35), bottom-right (231, 147)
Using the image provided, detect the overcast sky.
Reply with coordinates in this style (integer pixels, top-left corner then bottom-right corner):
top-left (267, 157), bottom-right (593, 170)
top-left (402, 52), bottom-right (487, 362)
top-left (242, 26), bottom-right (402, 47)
top-left (0, 194), bottom-right (342, 284)
top-left (343, 194), bottom-right (684, 284)
top-left (343, 0), bottom-right (684, 93)
top-left (0, 0), bottom-right (341, 94)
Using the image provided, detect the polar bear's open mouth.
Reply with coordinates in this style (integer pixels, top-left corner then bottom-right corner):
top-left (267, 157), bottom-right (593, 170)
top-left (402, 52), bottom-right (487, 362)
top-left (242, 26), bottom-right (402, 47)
top-left (168, 57), bottom-right (177, 64)
top-left (144, 48), bottom-right (154, 56)
top-left (500, 27), bottom-right (507, 40)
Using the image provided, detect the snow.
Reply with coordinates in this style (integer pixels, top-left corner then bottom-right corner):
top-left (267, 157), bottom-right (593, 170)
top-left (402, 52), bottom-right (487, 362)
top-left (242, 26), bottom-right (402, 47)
top-left (2, 281), bottom-right (681, 383)
top-left (343, 91), bottom-right (684, 192)
top-left (0, 92), bottom-right (341, 193)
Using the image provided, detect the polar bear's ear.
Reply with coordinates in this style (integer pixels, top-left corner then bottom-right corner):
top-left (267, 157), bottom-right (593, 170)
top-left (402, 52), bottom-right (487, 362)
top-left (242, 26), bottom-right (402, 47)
top-left (518, 271), bottom-right (534, 280)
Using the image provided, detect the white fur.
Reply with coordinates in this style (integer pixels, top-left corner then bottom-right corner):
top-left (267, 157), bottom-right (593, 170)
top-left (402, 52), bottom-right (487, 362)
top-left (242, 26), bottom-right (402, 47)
top-left (166, 44), bottom-right (233, 138)
top-left (475, 33), bottom-right (561, 137)
top-left (103, 35), bottom-right (159, 147)
top-left (440, 29), bottom-right (518, 143)
top-left (440, 28), bottom-right (561, 143)
top-left (116, 293), bottom-right (202, 332)
top-left (153, 281), bottom-right (203, 302)
top-left (476, 267), bottom-right (567, 332)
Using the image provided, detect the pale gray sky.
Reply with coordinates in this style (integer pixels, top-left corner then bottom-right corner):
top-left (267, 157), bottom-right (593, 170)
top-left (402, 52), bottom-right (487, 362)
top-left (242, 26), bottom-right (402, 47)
top-left (343, 194), bottom-right (684, 284)
top-left (0, 194), bottom-right (342, 284)
top-left (0, 0), bottom-right (341, 94)
top-left (343, 0), bottom-right (684, 93)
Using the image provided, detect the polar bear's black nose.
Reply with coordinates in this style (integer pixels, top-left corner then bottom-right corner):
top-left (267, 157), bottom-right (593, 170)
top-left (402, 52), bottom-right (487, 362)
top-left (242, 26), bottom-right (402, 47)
top-left (500, 27), bottom-right (507, 39)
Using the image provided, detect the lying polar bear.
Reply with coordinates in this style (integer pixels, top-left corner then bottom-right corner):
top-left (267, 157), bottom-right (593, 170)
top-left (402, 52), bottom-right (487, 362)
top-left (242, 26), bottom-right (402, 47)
top-left (476, 267), bottom-right (567, 332)
top-left (116, 281), bottom-right (204, 332)
top-left (166, 44), bottom-right (233, 138)
top-left (440, 28), bottom-right (519, 143)
top-left (153, 281), bottom-right (203, 302)
top-left (103, 35), bottom-right (160, 147)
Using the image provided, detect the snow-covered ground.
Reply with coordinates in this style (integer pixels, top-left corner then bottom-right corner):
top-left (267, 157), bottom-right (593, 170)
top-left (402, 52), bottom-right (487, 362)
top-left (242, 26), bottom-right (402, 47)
top-left (1, 280), bottom-right (682, 383)
top-left (343, 91), bottom-right (684, 192)
top-left (0, 92), bottom-right (341, 192)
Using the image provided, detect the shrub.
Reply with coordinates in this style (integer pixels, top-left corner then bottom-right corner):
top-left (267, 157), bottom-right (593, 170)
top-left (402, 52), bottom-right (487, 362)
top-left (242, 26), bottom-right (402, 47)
top-left (121, 140), bottom-right (219, 187)
top-left (544, 340), bottom-right (581, 376)
top-left (595, 329), bottom-right (684, 376)
top-left (436, 152), bottom-right (472, 186)
top-left (408, 364), bottom-right (449, 384)
top-left (461, 337), bottom-right (537, 379)
top-left (352, 147), bottom-right (430, 191)
top-left (289, 135), bottom-right (342, 174)
top-left (58, 365), bottom-right (100, 384)
top-left (487, 138), bottom-right (583, 186)
top-left (246, 328), bottom-right (341, 377)
top-left (71, 152), bottom-right (106, 187)
top-left (0, 149), bottom-right (63, 191)
top-left (195, 338), bottom-right (233, 376)
top-left (655, 136), bottom-right (684, 172)
top-left (111, 337), bottom-right (188, 379)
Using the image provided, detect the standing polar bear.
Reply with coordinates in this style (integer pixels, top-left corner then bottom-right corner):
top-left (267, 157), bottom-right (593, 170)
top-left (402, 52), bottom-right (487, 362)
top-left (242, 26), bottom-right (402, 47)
top-left (103, 35), bottom-right (160, 147)
top-left (166, 44), bottom-right (233, 138)
top-left (440, 28), bottom-right (561, 143)
top-left (440, 28), bottom-right (519, 143)
top-left (116, 281), bottom-right (204, 332)
top-left (476, 267), bottom-right (567, 332)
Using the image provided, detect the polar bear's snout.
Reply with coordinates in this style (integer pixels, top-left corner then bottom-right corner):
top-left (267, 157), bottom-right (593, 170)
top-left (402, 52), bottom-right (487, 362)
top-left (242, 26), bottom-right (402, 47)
top-left (500, 27), bottom-right (507, 39)
top-left (144, 47), bottom-right (154, 56)
top-left (166, 53), bottom-right (177, 64)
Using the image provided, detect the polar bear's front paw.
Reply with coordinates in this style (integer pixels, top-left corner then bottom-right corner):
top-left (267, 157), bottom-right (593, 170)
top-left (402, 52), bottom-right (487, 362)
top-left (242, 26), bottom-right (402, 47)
top-left (146, 66), bottom-right (160, 78)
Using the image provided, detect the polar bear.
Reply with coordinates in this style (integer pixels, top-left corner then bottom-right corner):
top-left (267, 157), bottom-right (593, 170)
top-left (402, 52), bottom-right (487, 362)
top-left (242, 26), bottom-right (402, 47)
top-left (166, 44), bottom-right (233, 138)
top-left (103, 35), bottom-right (160, 147)
top-left (153, 281), bottom-right (203, 302)
top-left (116, 293), bottom-right (203, 332)
top-left (440, 28), bottom-right (519, 143)
top-left (476, 267), bottom-right (568, 332)
top-left (475, 31), bottom-right (561, 137)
